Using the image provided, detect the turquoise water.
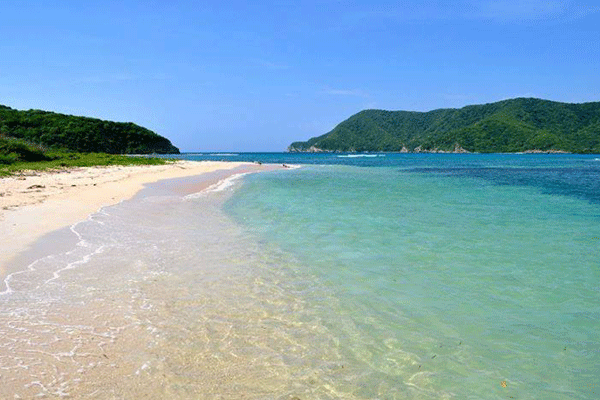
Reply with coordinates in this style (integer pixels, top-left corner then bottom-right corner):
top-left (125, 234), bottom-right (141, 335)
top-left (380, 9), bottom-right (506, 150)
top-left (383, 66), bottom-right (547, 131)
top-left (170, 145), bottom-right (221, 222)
top-left (223, 154), bottom-right (600, 399)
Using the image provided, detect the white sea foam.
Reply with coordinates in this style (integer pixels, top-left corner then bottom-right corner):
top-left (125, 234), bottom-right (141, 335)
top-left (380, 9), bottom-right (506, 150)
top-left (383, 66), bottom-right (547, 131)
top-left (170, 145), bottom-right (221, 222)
top-left (337, 154), bottom-right (384, 158)
top-left (184, 173), bottom-right (249, 199)
top-left (282, 164), bottom-right (302, 169)
top-left (38, 210), bottom-right (110, 286)
top-left (1, 259), bottom-right (40, 295)
top-left (0, 206), bottom-right (111, 295)
top-left (42, 245), bottom-right (105, 286)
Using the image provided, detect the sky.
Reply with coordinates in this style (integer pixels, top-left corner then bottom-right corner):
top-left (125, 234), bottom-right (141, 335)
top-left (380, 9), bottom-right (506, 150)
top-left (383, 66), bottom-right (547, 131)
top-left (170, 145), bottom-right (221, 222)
top-left (1, 1), bottom-right (599, 151)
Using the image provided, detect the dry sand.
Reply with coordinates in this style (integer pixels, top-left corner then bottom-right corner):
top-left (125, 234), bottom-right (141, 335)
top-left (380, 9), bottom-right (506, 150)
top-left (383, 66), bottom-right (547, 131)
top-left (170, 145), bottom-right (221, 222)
top-left (0, 161), bottom-right (248, 272)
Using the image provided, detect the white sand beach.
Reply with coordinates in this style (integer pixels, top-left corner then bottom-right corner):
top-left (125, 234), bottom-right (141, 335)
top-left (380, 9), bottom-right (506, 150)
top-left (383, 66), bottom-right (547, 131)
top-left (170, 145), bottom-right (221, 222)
top-left (0, 161), bottom-right (249, 272)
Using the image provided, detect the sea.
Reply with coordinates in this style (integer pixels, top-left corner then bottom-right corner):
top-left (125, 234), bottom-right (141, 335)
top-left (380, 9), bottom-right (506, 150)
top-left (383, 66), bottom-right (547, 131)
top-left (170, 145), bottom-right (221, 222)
top-left (1, 153), bottom-right (599, 399)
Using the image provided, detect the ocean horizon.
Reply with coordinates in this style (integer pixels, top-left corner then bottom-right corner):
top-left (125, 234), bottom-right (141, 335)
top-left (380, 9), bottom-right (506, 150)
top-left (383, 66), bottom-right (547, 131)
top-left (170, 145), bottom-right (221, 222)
top-left (2, 153), bottom-right (599, 399)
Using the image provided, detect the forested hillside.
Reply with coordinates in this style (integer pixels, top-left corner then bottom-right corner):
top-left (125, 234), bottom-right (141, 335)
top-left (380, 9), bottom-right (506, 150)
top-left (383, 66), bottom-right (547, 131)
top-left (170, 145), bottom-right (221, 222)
top-left (0, 105), bottom-right (179, 155)
top-left (289, 98), bottom-right (600, 153)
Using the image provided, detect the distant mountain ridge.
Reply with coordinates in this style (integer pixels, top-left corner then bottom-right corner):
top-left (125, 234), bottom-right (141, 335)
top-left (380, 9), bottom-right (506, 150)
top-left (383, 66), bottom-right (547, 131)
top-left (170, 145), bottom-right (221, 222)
top-left (289, 98), bottom-right (600, 153)
top-left (0, 105), bottom-right (179, 154)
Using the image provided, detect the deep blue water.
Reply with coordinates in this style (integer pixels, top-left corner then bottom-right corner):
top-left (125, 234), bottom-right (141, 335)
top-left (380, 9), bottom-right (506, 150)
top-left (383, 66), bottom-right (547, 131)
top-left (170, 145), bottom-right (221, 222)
top-left (174, 152), bottom-right (600, 204)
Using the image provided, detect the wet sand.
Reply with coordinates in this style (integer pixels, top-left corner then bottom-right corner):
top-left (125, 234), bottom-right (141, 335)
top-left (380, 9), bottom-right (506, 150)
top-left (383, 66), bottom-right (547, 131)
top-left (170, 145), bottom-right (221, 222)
top-left (0, 161), bottom-right (301, 399)
top-left (0, 161), bottom-right (250, 272)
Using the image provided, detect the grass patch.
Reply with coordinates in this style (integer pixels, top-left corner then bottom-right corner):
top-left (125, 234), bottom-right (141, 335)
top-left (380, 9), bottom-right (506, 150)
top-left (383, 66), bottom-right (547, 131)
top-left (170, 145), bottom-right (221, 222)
top-left (0, 152), bottom-right (173, 177)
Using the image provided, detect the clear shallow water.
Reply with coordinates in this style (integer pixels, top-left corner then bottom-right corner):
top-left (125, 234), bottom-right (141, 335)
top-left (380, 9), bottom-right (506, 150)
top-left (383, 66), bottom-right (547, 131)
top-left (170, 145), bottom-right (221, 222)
top-left (223, 154), bottom-right (600, 399)
top-left (1, 154), bottom-right (599, 399)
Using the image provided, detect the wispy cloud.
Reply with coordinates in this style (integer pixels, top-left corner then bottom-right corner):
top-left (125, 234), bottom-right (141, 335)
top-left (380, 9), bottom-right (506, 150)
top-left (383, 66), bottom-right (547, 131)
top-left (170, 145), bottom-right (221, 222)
top-left (334, 1), bottom-right (599, 27)
top-left (471, 0), bottom-right (567, 22)
top-left (442, 93), bottom-right (475, 102)
top-left (322, 87), bottom-right (369, 97)
top-left (460, 1), bottom-right (600, 22)
top-left (252, 59), bottom-right (290, 70)
top-left (561, 4), bottom-right (600, 21)
top-left (67, 72), bottom-right (170, 85)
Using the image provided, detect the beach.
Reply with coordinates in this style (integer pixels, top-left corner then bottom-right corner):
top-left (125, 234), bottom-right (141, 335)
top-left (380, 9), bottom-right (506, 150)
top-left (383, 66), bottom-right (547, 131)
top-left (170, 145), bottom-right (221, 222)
top-left (0, 161), bottom-right (261, 272)
top-left (1, 160), bottom-right (292, 399)
top-left (1, 154), bottom-right (598, 399)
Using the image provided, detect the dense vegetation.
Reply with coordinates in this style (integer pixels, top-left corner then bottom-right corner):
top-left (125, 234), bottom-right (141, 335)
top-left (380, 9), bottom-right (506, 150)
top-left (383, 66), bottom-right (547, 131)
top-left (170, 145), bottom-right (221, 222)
top-left (289, 98), bottom-right (600, 153)
top-left (0, 105), bottom-right (179, 154)
top-left (0, 105), bottom-right (177, 175)
top-left (0, 136), bottom-right (51, 164)
top-left (0, 136), bottom-right (169, 176)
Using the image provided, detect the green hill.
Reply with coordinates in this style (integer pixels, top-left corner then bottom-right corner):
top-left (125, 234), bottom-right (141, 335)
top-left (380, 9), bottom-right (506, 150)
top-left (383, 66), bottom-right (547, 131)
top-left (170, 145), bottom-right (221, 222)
top-left (0, 105), bottom-right (179, 155)
top-left (289, 98), bottom-right (600, 153)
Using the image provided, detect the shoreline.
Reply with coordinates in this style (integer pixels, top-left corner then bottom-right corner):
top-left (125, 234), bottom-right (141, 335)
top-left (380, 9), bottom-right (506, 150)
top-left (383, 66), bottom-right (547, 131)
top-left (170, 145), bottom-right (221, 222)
top-left (0, 161), bottom-right (266, 274)
top-left (1, 160), bottom-right (299, 399)
top-left (0, 161), bottom-right (293, 398)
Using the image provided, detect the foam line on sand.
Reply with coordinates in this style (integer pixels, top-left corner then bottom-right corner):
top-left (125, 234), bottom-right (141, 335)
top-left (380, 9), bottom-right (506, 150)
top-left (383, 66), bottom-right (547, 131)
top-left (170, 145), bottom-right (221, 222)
top-left (0, 161), bottom-right (249, 272)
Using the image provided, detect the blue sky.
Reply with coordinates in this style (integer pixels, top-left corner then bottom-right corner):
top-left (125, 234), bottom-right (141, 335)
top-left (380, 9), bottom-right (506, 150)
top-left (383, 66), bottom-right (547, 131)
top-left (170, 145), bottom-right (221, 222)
top-left (1, 1), bottom-right (599, 151)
